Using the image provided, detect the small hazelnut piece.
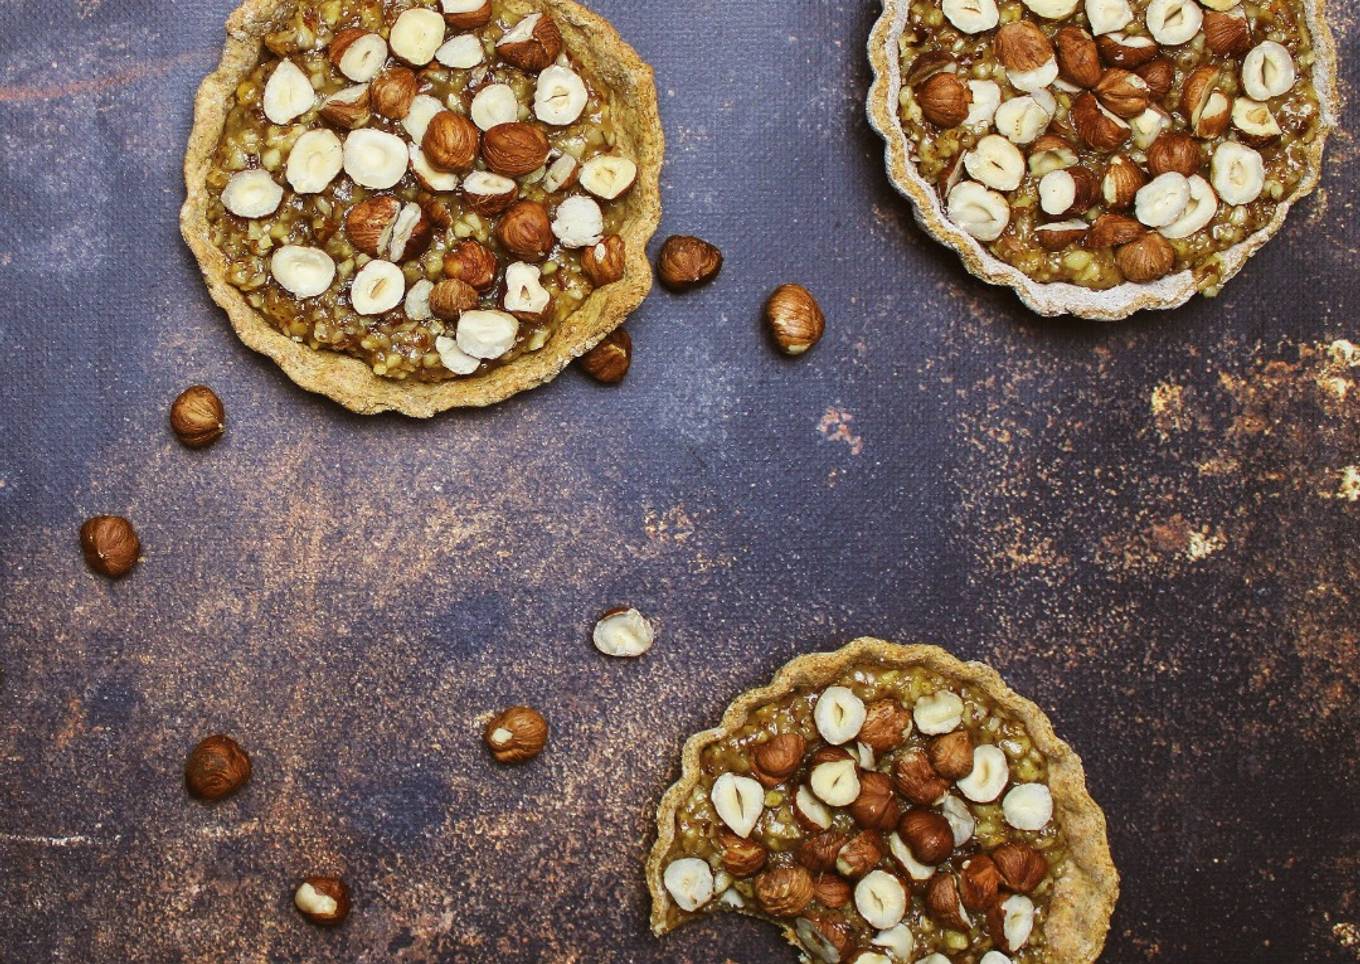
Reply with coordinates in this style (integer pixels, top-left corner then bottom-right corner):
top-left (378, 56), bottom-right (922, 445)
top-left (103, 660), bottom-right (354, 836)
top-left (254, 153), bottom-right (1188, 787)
top-left (891, 747), bottom-right (948, 806)
top-left (579, 329), bottom-right (632, 384)
top-left (483, 705), bottom-right (548, 763)
top-left (811, 873), bottom-right (853, 909)
top-left (294, 876), bottom-right (351, 927)
top-left (79, 515), bottom-right (140, 578)
top-left (1101, 154), bottom-right (1147, 211)
top-left (657, 235), bottom-right (723, 291)
top-left (898, 808), bottom-right (954, 865)
top-left (1054, 26), bottom-right (1101, 89)
top-left (423, 110), bottom-right (480, 172)
top-left (318, 84), bottom-right (372, 131)
top-left (752, 732), bottom-right (807, 787)
top-left (797, 830), bottom-right (850, 873)
top-left (858, 700), bottom-right (911, 752)
top-left (959, 854), bottom-right (1002, 911)
top-left (991, 841), bottom-right (1049, 893)
top-left (1035, 220), bottom-right (1089, 250)
top-left (581, 235), bottom-right (626, 287)
top-left (428, 279), bottom-right (480, 321)
top-left (1116, 232), bottom-right (1177, 283)
top-left (917, 72), bottom-right (971, 129)
top-left (443, 240), bottom-right (498, 291)
top-left (482, 122), bottom-right (551, 177)
top-left (1096, 31), bottom-right (1158, 68)
top-left (591, 605), bottom-right (655, 656)
top-left (924, 872), bottom-right (972, 931)
top-left (1147, 131), bottom-right (1202, 177)
top-left (834, 829), bottom-right (884, 879)
top-left (765, 284), bottom-right (825, 356)
top-left (849, 772), bottom-right (902, 831)
top-left (170, 385), bottom-right (225, 449)
top-left (184, 734), bottom-right (252, 800)
top-left (928, 730), bottom-right (974, 780)
top-left (369, 67), bottom-right (419, 120)
top-left (719, 828), bottom-right (767, 877)
top-left (755, 865), bottom-right (814, 918)
top-left (495, 200), bottom-right (555, 262)
top-left (496, 12), bottom-right (562, 72)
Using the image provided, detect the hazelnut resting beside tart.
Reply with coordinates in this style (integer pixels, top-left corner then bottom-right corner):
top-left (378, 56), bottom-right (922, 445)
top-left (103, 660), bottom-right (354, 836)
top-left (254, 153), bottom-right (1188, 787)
top-left (182, 0), bottom-right (662, 415)
top-left (647, 638), bottom-right (1118, 962)
top-left (867, 0), bottom-right (1337, 319)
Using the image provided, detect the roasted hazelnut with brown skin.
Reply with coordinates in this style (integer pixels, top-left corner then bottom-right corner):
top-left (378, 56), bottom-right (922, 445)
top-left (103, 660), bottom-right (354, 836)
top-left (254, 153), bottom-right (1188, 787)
top-left (1117, 232), bottom-right (1177, 283)
top-left (798, 911), bottom-right (855, 961)
top-left (1204, 9), bottom-right (1252, 57)
top-left (497, 12), bottom-right (563, 72)
top-left (916, 72), bottom-right (971, 129)
top-left (891, 747), bottom-right (948, 806)
top-left (443, 240), bottom-right (498, 292)
top-left (992, 841), bottom-right (1048, 893)
top-left (811, 873), bottom-right (853, 909)
top-left (495, 200), bottom-right (555, 262)
top-left (834, 829), bottom-right (884, 879)
top-left (765, 284), bottom-right (825, 356)
top-left (443, 0), bottom-right (491, 30)
top-left (858, 700), bottom-right (911, 752)
top-left (719, 828), bottom-right (767, 878)
top-left (848, 771), bottom-right (901, 831)
top-left (928, 730), bottom-right (974, 781)
top-left (809, 745), bottom-right (854, 768)
top-left (1147, 131), bottom-right (1203, 177)
top-left (429, 279), bottom-right (480, 321)
top-left (925, 872), bottom-right (971, 931)
top-left (1054, 26), bottom-right (1102, 89)
top-left (80, 515), bottom-right (140, 578)
top-left (750, 732), bottom-right (806, 787)
top-left (482, 122), bottom-right (551, 177)
top-left (1136, 58), bottom-right (1176, 101)
top-left (483, 705), bottom-right (548, 763)
top-left (1087, 213), bottom-right (1147, 249)
top-left (185, 734), bottom-right (252, 800)
top-left (1095, 68), bottom-right (1151, 119)
top-left (959, 854), bottom-right (1002, 911)
top-left (170, 385), bottom-right (225, 448)
top-left (369, 66), bottom-right (418, 119)
top-left (898, 808), bottom-right (954, 865)
top-left (796, 830), bottom-right (849, 873)
top-left (581, 235), bottom-right (626, 287)
top-left (423, 111), bottom-right (480, 172)
top-left (578, 329), bottom-right (631, 384)
top-left (754, 865), bottom-right (814, 918)
top-left (294, 876), bottom-right (350, 926)
top-left (657, 235), bottom-right (722, 290)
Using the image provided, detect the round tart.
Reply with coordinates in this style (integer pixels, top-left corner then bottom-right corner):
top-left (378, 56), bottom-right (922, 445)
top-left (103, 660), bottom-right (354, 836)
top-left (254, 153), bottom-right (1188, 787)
top-left (647, 638), bottom-right (1117, 962)
top-left (182, 0), bottom-right (662, 415)
top-left (866, 0), bottom-right (1338, 320)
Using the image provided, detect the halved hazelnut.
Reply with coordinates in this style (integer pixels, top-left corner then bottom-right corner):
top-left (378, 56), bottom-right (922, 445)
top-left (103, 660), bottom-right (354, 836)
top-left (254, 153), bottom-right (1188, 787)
top-left (1101, 154), bottom-right (1146, 210)
top-left (941, 0), bottom-right (999, 34)
top-left (409, 144), bottom-right (459, 192)
top-left (496, 12), bottom-right (562, 72)
top-left (462, 170), bottom-right (518, 216)
top-left (1095, 68), bottom-right (1150, 119)
top-left (965, 134), bottom-right (1025, 192)
top-left (947, 181), bottom-right (1010, 242)
top-left (1096, 32), bottom-right (1158, 68)
top-left (482, 122), bottom-right (551, 177)
top-left (345, 195), bottom-right (401, 258)
top-left (964, 79), bottom-right (1002, 128)
top-left (502, 261), bottom-right (552, 321)
top-left (1028, 134), bottom-right (1078, 176)
top-left (285, 128), bottom-right (343, 194)
top-left (535, 64), bottom-right (589, 126)
top-left (1054, 26), bottom-right (1101, 88)
top-left (496, 199), bottom-right (554, 261)
top-left (402, 93), bottom-right (445, 143)
top-left (662, 858), bottom-right (713, 913)
top-left (1021, 0), bottom-right (1079, 16)
top-left (342, 128), bottom-right (408, 189)
top-left (988, 893), bottom-right (1036, 953)
top-left (350, 259), bottom-right (406, 315)
top-left (551, 195), bottom-right (604, 249)
top-left (913, 691), bottom-right (963, 734)
top-left (579, 155), bottom-right (637, 200)
top-left (270, 245), bottom-right (335, 298)
top-left (435, 33), bottom-right (484, 70)
top-left (1086, 212), bottom-right (1146, 248)
top-left (1232, 97), bottom-right (1282, 148)
top-left (329, 28), bottom-right (387, 83)
top-left (1136, 171), bottom-right (1191, 228)
top-left (1180, 66), bottom-right (1232, 138)
top-left (854, 871), bottom-right (907, 931)
top-left (1204, 9), bottom-right (1252, 57)
top-left (221, 169), bottom-right (283, 219)
top-left (444, 239), bottom-right (498, 291)
top-left (423, 110), bottom-right (479, 172)
top-left (814, 686), bottom-right (867, 745)
top-left (1038, 166), bottom-right (1098, 217)
top-left (994, 92), bottom-right (1054, 144)
top-left (956, 743), bottom-right (1009, 802)
top-left (389, 7), bottom-right (445, 66)
top-left (471, 83), bottom-right (519, 131)
top-left (318, 84), bottom-right (372, 130)
top-left (295, 877), bottom-right (350, 926)
top-left (835, 830), bottom-right (885, 879)
top-left (582, 235), bottom-right (626, 287)
top-left (1003, 782), bottom-right (1054, 831)
top-left (435, 334), bottom-right (481, 375)
top-left (1211, 140), bottom-right (1265, 205)
top-left (541, 153), bottom-right (580, 193)
top-left (455, 309), bottom-right (519, 359)
top-left (1130, 105), bottom-right (1171, 150)
top-left (1146, 0), bottom-right (1202, 45)
top-left (385, 202), bottom-right (432, 261)
top-left (793, 784), bottom-right (834, 832)
top-left (1136, 57), bottom-right (1176, 100)
top-left (711, 772), bottom-right (765, 838)
top-left (1072, 91), bottom-right (1130, 151)
top-left (917, 73), bottom-right (972, 129)
top-left (1242, 41), bottom-right (1296, 101)
top-left (404, 278), bottom-right (434, 321)
top-left (1147, 131), bottom-right (1202, 176)
top-left (441, 0), bottom-right (491, 30)
top-left (262, 58), bottom-right (315, 125)
top-left (429, 278), bottom-right (479, 320)
top-left (1035, 219), bottom-right (1089, 250)
top-left (924, 873), bottom-right (971, 932)
top-left (1116, 232), bottom-right (1177, 282)
top-left (1085, 0), bottom-right (1133, 36)
top-left (370, 67), bottom-right (418, 119)
top-left (810, 758), bottom-right (861, 807)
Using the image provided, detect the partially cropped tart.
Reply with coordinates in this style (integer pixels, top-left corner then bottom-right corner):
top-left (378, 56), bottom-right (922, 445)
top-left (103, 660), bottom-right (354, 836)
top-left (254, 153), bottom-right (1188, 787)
top-left (648, 639), bottom-right (1117, 963)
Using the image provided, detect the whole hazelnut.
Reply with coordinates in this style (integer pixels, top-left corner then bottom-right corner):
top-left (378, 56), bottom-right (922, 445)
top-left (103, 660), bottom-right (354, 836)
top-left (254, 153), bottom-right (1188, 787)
top-left (891, 747), bottom-right (948, 806)
top-left (928, 730), bottom-right (974, 780)
top-left (170, 385), bottom-right (225, 448)
top-left (443, 240), bottom-right (498, 291)
top-left (811, 873), bottom-right (853, 909)
top-left (848, 771), bottom-right (901, 831)
top-left (294, 875), bottom-right (350, 926)
top-left (959, 854), bottom-right (1002, 911)
top-left (369, 66), bottom-right (418, 119)
top-left (1117, 232), bottom-right (1176, 283)
top-left (834, 829), bottom-right (884, 879)
top-left (495, 200), bottom-right (554, 262)
top-left (482, 122), bottom-right (551, 177)
top-left (754, 865), bottom-right (814, 918)
top-left (796, 830), bottom-right (849, 874)
top-left (483, 705), bottom-right (548, 763)
top-left (751, 732), bottom-right (807, 787)
top-left (79, 515), bottom-right (140, 578)
top-left (916, 72), bottom-right (971, 128)
top-left (1147, 131), bottom-right (1203, 177)
top-left (719, 828), bottom-right (767, 878)
top-left (423, 110), bottom-right (480, 172)
top-left (578, 329), bottom-right (631, 384)
top-left (429, 278), bottom-right (480, 320)
top-left (185, 734), bottom-right (252, 801)
top-left (991, 841), bottom-right (1048, 893)
top-left (657, 235), bottom-right (722, 290)
top-left (898, 808), bottom-right (954, 865)
top-left (581, 235), bottom-right (626, 287)
top-left (924, 872), bottom-right (971, 931)
top-left (765, 284), bottom-right (825, 356)
top-left (858, 700), bottom-right (911, 752)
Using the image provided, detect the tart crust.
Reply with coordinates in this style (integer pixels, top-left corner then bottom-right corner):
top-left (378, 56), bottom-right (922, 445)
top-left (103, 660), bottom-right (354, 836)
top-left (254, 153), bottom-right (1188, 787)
top-left (865, 0), bottom-right (1339, 321)
top-left (646, 637), bottom-right (1119, 962)
top-left (181, 0), bottom-right (663, 416)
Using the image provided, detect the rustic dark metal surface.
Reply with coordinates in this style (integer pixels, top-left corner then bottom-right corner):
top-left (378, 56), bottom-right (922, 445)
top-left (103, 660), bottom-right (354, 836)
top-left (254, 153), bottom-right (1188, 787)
top-left (0, 1), bottom-right (1357, 961)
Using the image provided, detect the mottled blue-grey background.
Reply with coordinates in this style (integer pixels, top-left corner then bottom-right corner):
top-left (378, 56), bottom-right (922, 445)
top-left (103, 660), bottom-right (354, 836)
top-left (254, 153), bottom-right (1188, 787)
top-left (1, 1), bottom-right (1357, 961)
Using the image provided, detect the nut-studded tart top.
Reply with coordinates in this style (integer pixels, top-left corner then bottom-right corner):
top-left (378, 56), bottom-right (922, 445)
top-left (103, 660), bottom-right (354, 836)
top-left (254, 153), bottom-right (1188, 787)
top-left (647, 639), bottom-right (1117, 963)
top-left (182, 0), bottom-right (662, 415)
top-left (867, 0), bottom-right (1337, 319)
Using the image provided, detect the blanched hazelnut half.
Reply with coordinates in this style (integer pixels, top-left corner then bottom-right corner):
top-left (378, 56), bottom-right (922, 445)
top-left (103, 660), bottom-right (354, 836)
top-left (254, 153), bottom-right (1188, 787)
top-left (551, 195), bottom-right (604, 249)
top-left (663, 858), bottom-right (714, 913)
top-left (332, 30), bottom-right (386, 83)
top-left (342, 128), bottom-right (409, 189)
top-left (388, 7), bottom-right (445, 66)
top-left (711, 772), bottom-right (765, 838)
top-left (285, 128), bottom-right (343, 194)
top-left (1211, 140), bottom-right (1265, 205)
top-left (942, 0), bottom-right (999, 34)
top-left (854, 871), bottom-right (907, 930)
top-left (435, 33), bottom-right (484, 70)
top-left (456, 309), bottom-right (519, 359)
top-left (957, 743), bottom-right (1009, 802)
top-left (534, 64), bottom-right (588, 126)
top-left (814, 686), bottom-right (867, 745)
top-left (270, 245), bottom-right (335, 298)
top-left (435, 334), bottom-right (481, 374)
top-left (1160, 174), bottom-right (1218, 239)
top-left (350, 260), bottom-right (405, 316)
top-left (579, 155), bottom-right (638, 200)
top-left (947, 181), bottom-right (1010, 242)
top-left (402, 94), bottom-right (445, 144)
top-left (471, 83), bottom-right (519, 131)
top-left (221, 169), bottom-right (283, 219)
top-left (1242, 41), bottom-right (1296, 101)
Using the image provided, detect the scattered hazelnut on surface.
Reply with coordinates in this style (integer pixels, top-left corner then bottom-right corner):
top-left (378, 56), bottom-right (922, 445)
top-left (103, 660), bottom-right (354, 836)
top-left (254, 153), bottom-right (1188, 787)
top-left (483, 706), bottom-right (548, 763)
top-left (79, 515), bottom-right (140, 578)
top-left (657, 235), bottom-right (722, 291)
top-left (578, 329), bottom-right (631, 384)
top-left (185, 734), bottom-right (252, 800)
top-left (765, 284), bottom-right (825, 356)
top-left (928, 730), bottom-right (974, 781)
top-left (294, 876), bottom-right (351, 926)
top-left (751, 732), bottom-right (806, 787)
top-left (170, 385), bottom-right (225, 449)
top-left (591, 606), bottom-right (655, 657)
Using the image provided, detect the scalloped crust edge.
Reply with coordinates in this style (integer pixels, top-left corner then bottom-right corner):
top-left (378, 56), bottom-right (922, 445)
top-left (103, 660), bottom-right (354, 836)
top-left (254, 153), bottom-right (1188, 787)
top-left (865, 0), bottom-right (1339, 321)
top-left (645, 637), bottom-right (1119, 963)
top-left (180, 0), bottom-right (663, 416)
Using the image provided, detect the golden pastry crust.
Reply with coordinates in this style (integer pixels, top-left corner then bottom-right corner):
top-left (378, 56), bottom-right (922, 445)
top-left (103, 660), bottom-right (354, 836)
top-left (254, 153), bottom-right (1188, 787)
top-left (865, 0), bottom-right (1339, 321)
top-left (646, 637), bottom-right (1119, 963)
top-left (181, 0), bottom-right (663, 416)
